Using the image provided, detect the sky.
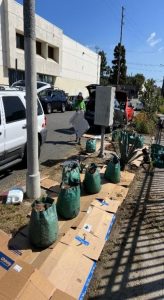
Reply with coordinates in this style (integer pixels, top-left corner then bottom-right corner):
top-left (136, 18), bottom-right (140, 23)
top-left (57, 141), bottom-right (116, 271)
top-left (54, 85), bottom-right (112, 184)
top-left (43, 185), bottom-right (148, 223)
top-left (17, 0), bottom-right (164, 86)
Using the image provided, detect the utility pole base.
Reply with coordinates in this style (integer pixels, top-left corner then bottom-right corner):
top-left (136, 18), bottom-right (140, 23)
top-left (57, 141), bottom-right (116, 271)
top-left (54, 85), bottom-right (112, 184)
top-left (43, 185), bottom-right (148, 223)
top-left (99, 125), bottom-right (105, 159)
top-left (98, 151), bottom-right (105, 158)
top-left (26, 172), bottom-right (41, 199)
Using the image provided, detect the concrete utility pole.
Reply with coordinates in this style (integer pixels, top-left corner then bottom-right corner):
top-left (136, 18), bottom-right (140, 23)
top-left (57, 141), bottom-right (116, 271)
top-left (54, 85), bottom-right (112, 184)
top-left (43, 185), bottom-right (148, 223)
top-left (117, 6), bottom-right (125, 88)
top-left (23, 0), bottom-right (41, 198)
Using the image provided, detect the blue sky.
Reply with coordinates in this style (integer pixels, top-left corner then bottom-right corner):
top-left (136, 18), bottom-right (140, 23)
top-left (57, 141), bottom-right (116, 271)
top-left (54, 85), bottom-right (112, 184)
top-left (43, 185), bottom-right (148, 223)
top-left (17, 0), bottom-right (164, 86)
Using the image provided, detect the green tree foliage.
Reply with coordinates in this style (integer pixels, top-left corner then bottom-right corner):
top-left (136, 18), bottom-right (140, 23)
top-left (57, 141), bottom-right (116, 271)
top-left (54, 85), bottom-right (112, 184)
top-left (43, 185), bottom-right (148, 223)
top-left (98, 50), bottom-right (110, 85)
top-left (126, 73), bottom-right (145, 92)
top-left (134, 74), bottom-right (145, 91)
top-left (139, 79), bottom-right (161, 114)
top-left (110, 43), bottom-right (127, 85)
top-left (161, 77), bottom-right (164, 97)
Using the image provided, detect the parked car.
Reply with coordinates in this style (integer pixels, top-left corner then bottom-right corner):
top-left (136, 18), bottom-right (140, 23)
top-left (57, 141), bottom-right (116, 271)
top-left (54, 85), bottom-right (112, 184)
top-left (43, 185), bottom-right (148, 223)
top-left (66, 95), bottom-right (77, 111)
top-left (135, 102), bottom-right (144, 111)
top-left (11, 80), bottom-right (51, 94)
top-left (0, 90), bottom-right (47, 171)
top-left (85, 85), bottom-right (134, 130)
top-left (39, 89), bottom-right (68, 113)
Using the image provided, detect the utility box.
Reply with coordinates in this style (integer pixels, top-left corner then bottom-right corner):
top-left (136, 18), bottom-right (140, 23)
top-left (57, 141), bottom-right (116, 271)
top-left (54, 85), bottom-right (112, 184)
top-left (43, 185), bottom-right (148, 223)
top-left (94, 86), bottom-right (115, 127)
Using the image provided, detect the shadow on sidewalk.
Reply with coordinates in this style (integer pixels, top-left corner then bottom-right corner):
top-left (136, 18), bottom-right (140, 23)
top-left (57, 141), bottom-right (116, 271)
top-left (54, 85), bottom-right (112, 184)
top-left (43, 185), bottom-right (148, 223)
top-left (87, 168), bottom-right (164, 300)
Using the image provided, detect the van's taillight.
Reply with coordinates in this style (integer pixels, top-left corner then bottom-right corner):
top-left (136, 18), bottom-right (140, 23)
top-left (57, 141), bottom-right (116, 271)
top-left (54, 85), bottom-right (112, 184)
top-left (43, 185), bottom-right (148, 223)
top-left (42, 115), bottom-right (47, 128)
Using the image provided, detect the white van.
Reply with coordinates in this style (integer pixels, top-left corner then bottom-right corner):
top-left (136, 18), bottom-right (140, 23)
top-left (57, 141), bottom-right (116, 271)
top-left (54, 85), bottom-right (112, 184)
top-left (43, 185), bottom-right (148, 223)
top-left (11, 80), bottom-right (51, 94)
top-left (0, 90), bottom-right (47, 171)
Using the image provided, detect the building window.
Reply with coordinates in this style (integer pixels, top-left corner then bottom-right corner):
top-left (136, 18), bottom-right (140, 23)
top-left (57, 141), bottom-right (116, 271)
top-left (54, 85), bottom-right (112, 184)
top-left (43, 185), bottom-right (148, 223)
top-left (36, 41), bottom-right (42, 56)
top-left (48, 46), bottom-right (54, 59)
top-left (16, 33), bottom-right (24, 50)
top-left (54, 47), bottom-right (59, 63)
top-left (37, 73), bottom-right (54, 85)
top-left (8, 69), bottom-right (25, 86)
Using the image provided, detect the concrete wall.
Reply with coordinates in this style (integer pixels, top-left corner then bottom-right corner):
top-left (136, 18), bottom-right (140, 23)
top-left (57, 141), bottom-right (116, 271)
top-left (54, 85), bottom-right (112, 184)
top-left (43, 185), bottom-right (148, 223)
top-left (0, 0), bottom-right (100, 95)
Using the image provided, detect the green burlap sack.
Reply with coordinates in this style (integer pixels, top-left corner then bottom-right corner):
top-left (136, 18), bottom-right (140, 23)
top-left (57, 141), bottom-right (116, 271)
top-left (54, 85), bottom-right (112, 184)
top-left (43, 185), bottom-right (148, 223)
top-left (84, 163), bottom-right (101, 194)
top-left (62, 162), bottom-right (80, 186)
top-left (86, 139), bottom-right (96, 153)
top-left (57, 185), bottom-right (80, 219)
top-left (29, 197), bottom-right (58, 248)
top-left (105, 156), bottom-right (120, 184)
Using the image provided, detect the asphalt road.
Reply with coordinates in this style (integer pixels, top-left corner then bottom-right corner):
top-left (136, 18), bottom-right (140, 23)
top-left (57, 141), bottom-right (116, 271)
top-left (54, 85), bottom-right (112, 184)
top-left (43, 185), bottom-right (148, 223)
top-left (40, 111), bottom-right (76, 163)
top-left (0, 111), bottom-right (76, 193)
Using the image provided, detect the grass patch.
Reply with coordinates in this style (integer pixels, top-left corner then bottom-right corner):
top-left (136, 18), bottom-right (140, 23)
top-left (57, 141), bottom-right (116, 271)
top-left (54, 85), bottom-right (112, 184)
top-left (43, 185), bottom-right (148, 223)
top-left (0, 203), bottom-right (31, 234)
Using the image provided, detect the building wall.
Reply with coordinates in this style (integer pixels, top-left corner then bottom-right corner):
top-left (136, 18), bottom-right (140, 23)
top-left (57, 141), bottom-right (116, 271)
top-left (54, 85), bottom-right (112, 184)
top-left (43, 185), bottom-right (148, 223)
top-left (4, 0), bottom-right (62, 77)
top-left (0, 0), bottom-right (100, 95)
top-left (0, 0), bottom-right (8, 84)
top-left (55, 35), bottom-right (100, 96)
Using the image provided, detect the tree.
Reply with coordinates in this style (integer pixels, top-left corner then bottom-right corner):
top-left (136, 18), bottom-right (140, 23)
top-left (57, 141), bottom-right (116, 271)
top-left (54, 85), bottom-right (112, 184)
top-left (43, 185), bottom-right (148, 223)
top-left (126, 73), bottom-right (145, 93)
top-left (161, 77), bottom-right (164, 97)
top-left (98, 50), bottom-right (111, 86)
top-left (132, 74), bottom-right (145, 92)
top-left (139, 79), bottom-right (161, 114)
top-left (110, 43), bottom-right (127, 85)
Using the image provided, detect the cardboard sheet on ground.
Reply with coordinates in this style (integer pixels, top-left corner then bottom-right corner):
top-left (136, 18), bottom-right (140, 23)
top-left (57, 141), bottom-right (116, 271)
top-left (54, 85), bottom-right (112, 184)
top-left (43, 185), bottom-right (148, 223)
top-left (130, 150), bottom-right (143, 167)
top-left (102, 182), bottom-right (129, 203)
top-left (119, 171), bottom-right (135, 187)
top-left (8, 227), bottom-right (41, 265)
top-left (78, 206), bottom-right (115, 240)
top-left (38, 243), bottom-right (95, 300)
top-left (131, 158), bottom-right (142, 168)
top-left (0, 229), bottom-right (11, 248)
top-left (32, 248), bottom-right (52, 269)
top-left (80, 193), bottom-right (98, 212)
top-left (60, 228), bottom-right (105, 261)
top-left (0, 259), bottom-right (55, 300)
top-left (91, 198), bottom-right (121, 213)
top-left (80, 180), bottom-right (128, 212)
top-left (69, 111), bottom-right (89, 138)
top-left (0, 232), bottom-right (55, 299)
top-left (40, 178), bottom-right (61, 194)
top-left (83, 133), bottom-right (102, 139)
top-left (7, 212), bottom-right (88, 268)
top-left (58, 212), bottom-right (87, 235)
top-left (0, 230), bottom-right (23, 280)
top-left (51, 289), bottom-right (76, 300)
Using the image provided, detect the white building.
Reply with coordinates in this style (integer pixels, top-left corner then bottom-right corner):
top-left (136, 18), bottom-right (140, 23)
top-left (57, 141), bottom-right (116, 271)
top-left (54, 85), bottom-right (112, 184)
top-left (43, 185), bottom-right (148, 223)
top-left (0, 0), bottom-right (100, 97)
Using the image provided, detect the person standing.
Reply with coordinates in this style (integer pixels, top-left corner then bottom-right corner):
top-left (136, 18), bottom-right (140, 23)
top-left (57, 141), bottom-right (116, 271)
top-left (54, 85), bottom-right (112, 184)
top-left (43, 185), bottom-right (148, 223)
top-left (74, 92), bottom-right (86, 112)
top-left (73, 92), bottom-right (86, 144)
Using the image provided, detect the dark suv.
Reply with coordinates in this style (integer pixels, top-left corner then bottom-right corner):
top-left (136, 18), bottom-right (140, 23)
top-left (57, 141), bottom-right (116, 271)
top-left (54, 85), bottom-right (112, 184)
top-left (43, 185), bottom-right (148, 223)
top-left (85, 84), bottom-right (134, 130)
top-left (39, 88), bottom-right (68, 114)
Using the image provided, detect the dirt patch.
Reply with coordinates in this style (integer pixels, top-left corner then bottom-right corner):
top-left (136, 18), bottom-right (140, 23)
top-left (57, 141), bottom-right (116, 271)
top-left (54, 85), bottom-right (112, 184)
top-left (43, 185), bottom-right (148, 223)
top-left (85, 166), bottom-right (164, 300)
